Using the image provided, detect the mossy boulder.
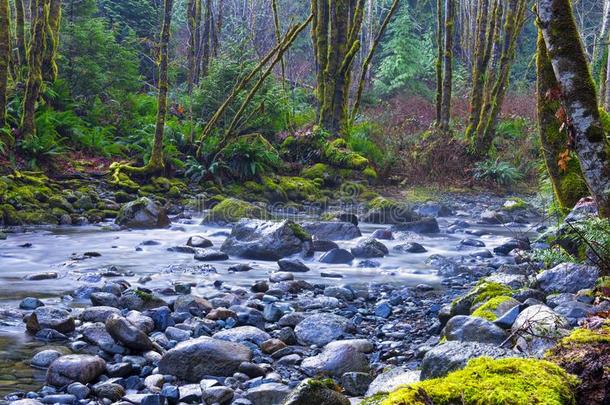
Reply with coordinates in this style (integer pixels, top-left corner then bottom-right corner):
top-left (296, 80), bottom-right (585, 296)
top-left (502, 197), bottom-right (528, 211)
top-left (451, 281), bottom-right (513, 317)
top-left (202, 198), bottom-right (264, 224)
top-left (283, 378), bottom-right (350, 405)
top-left (363, 197), bottom-right (418, 225)
top-left (1, 204), bottom-right (23, 226)
top-left (375, 357), bottom-right (578, 405)
top-left (471, 296), bottom-right (521, 321)
top-left (278, 176), bottom-right (322, 202)
top-left (323, 139), bottom-right (369, 170)
top-left (115, 197), bottom-right (170, 229)
top-left (48, 196), bottom-right (74, 213)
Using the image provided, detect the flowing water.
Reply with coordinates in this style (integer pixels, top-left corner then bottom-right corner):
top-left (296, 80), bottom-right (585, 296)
top-left (0, 212), bottom-right (539, 396)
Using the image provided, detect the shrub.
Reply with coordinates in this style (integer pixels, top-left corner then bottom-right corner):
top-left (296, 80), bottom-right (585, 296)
top-left (219, 134), bottom-right (281, 180)
top-left (473, 159), bottom-right (523, 186)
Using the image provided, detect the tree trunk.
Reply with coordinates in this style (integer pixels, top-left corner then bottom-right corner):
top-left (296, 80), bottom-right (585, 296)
top-left (14, 0), bottom-right (26, 68)
top-left (148, 0), bottom-right (174, 171)
top-left (271, 0), bottom-right (286, 88)
top-left (187, 0), bottom-right (197, 94)
top-left (439, 0), bottom-right (454, 132)
top-left (0, 0), bottom-right (9, 127)
top-left (606, 33), bottom-right (610, 110)
top-left (42, 0), bottom-right (61, 82)
top-left (200, 0), bottom-right (212, 77)
top-left (593, 0), bottom-right (610, 64)
top-left (537, 30), bottom-right (587, 211)
top-left (435, 0), bottom-right (443, 127)
top-left (21, 0), bottom-right (47, 139)
top-left (538, 0), bottom-right (610, 217)
top-left (212, 0), bottom-right (222, 57)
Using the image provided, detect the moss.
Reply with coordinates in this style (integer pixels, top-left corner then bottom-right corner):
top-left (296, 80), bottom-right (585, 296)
top-left (501, 197), bottom-right (528, 212)
top-left (323, 138), bottom-right (369, 169)
top-left (277, 176), bottom-right (321, 202)
top-left (21, 211), bottom-right (58, 225)
top-left (302, 163), bottom-right (331, 180)
top-left (471, 296), bottom-right (514, 321)
top-left (363, 166), bottom-right (378, 181)
top-left (134, 289), bottom-right (153, 302)
top-left (403, 187), bottom-right (442, 204)
top-left (379, 357), bottom-right (578, 405)
top-left (451, 281), bottom-right (513, 315)
top-left (306, 378), bottom-right (337, 390)
top-left (48, 195), bottom-right (74, 212)
top-left (366, 196), bottom-right (402, 210)
top-left (167, 186), bottom-right (181, 198)
top-left (287, 221), bottom-right (312, 242)
top-left (204, 198), bottom-right (264, 223)
top-left (114, 191), bottom-right (133, 204)
top-left (555, 323), bottom-right (610, 346)
top-left (360, 394), bottom-right (388, 405)
top-left (1, 204), bottom-right (23, 226)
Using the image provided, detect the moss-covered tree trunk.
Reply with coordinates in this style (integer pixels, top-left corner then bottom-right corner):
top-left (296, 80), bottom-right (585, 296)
top-left (439, 0), bottom-right (454, 132)
top-left (187, 0), bottom-right (198, 93)
top-left (148, 0), bottom-right (173, 172)
top-left (200, 0), bottom-right (212, 77)
top-left (537, 31), bottom-right (587, 211)
top-left (20, 0), bottom-right (47, 139)
top-left (14, 0), bottom-right (26, 69)
top-left (271, 0), bottom-right (286, 88)
top-left (434, 0), bottom-right (443, 127)
top-left (42, 0), bottom-right (61, 82)
top-left (0, 0), bottom-right (9, 127)
top-left (538, 0), bottom-right (610, 217)
top-left (605, 34), bottom-right (610, 110)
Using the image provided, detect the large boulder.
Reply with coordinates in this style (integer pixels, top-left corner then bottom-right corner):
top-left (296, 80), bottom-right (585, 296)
top-left (221, 219), bottom-right (312, 261)
top-left (105, 314), bottom-right (153, 352)
top-left (301, 341), bottom-right (369, 377)
top-left (390, 217), bottom-right (440, 234)
top-left (115, 197), bottom-right (170, 229)
top-left (26, 307), bottom-right (75, 334)
top-left (158, 337), bottom-right (252, 381)
top-left (512, 305), bottom-right (569, 356)
top-left (201, 198), bottom-right (264, 223)
top-left (295, 313), bottom-right (351, 346)
top-left (213, 326), bottom-right (271, 346)
top-left (420, 341), bottom-right (521, 379)
top-left (301, 221), bottom-right (361, 240)
top-left (361, 197), bottom-right (418, 225)
top-left (46, 355), bottom-right (106, 386)
top-left (351, 238), bottom-right (389, 258)
top-left (283, 379), bottom-right (350, 405)
top-left (319, 248), bottom-right (354, 264)
top-left (442, 315), bottom-right (509, 345)
top-left (536, 263), bottom-right (599, 294)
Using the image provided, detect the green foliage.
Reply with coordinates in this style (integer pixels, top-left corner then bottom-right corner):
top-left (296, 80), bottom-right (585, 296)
top-left (219, 134), bottom-right (281, 181)
top-left (473, 159), bottom-right (524, 186)
top-left (532, 246), bottom-right (575, 268)
top-left (323, 139), bottom-right (369, 169)
top-left (379, 357), bottom-right (578, 405)
top-left (496, 117), bottom-right (529, 140)
top-left (203, 197), bottom-right (264, 223)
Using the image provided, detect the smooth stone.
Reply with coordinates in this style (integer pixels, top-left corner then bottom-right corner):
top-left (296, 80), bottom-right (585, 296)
top-left (26, 307), bottom-right (75, 334)
top-left (194, 249), bottom-right (229, 261)
top-left (19, 297), bottom-right (45, 310)
top-left (512, 305), bottom-right (569, 356)
top-left (115, 197), bottom-right (170, 229)
top-left (245, 383), bottom-right (292, 405)
top-left (46, 355), bottom-right (106, 386)
top-left (277, 258), bottom-right (310, 272)
top-left (536, 263), bottom-right (599, 294)
top-left (301, 221), bottom-right (362, 240)
top-left (319, 248), bottom-right (354, 264)
top-left (393, 242), bottom-right (427, 253)
top-left (105, 313), bottom-right (153, 351)
top-left (283, 379), bottom-right (350, 405)
top-left (187, 235), bottom-right (213, 248)
top-left (442, 316), bottom-right (508, 345)
top-left (295, 313), bottom-right (351, 346)
top-left (365, 368), bottom-right (420, 397)
top-left (213, 325), bottom-right (271, 346)
top-left (31, 350), bottom-right (62, 368)
top-left (351, 237), bottom-right (389, 258)
top-left (301, 342), bottom-right (369, 377)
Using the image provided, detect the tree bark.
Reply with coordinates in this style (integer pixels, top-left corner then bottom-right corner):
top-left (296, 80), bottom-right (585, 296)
top-left (0, 0), bottom-right (9, 127)
top-left (538, 0), bottom-right (610, 217)
top-left (14, 0), bottom-right (26, 68)
top-left (42, 0), bottom-right (61, 82)
top-left (439, 0), bottom-right (454, 132)
top-left (435, 0), bottom-right (443, 127)
top-left (187, 0), bottom-right (197, 94)
top-left (537, 31), bottom-right (587, 211)
top-left (271, 0), bottom-right (286, 89)
top-left (21, 0), bottom-right (47, 139)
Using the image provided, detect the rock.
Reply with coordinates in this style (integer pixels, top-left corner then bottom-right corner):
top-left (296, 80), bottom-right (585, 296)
top-left (31, 350), bottom-right (62, 368)
top-left (324, 286), bottom-right (354, 301)
top-left (26, 307), bottom-right (75, 334)
top-left (105, 314), bottom-right (153, 351)
top-left (269, 272), bottom-right (294, 282)
top-left (301, 221), bottom-right (361, 240)
top-left (460, 238), bottom-right (486, 247)
top-left (25, 272), bottom-right (58, 281)
top-left (187, 235), bottom-right (213, 248)
top-left (19, 297), bottom-right (44, 310)
top-left (158, 337), bottom-right (252, 381)
top-left (391, 217), bottom-right (440, 234)
top-left (67, 382), bottom-right (90, 400)
top-left (493, 238), bottom-right (530, 255)
top-left (167, 246), bottom-right (198, 254)
top-left (484, 273), bottom-right (530, 290)
top-left (228, 263), bottom-right (253, 272)
top-left (165, 326), bottom-right (191, 341)
top-left (362, 201), bottom-right (418, 225)
top-left (341, 372), bottom-right (373, 396)
top-left (295, 313), bottom-right (351, 346)
top-left (90, 292), bottom-right (120, 308)
top-left (283, 379), bottom-right (350, 405)
top-left (178, 384), bottom-right (202, 403)
top-left (194, 249), bottom-right (229, 261)
top-left (480, 210), bottom-right (509, 224)
top-left (301, 342), bottom-right (369, 377)
top-left (536, 263), bottom-right (599, 294)
top-left (221, 220), bottom-right (312, 261)
top-left (442, 316), bottom-right (508, 345)
top-left (201, 386), bottom-right (234, 404)
top-left (213, 326), bottom-right (271, 346)
top-left (493, 305), bottom-right (521, 329)
top-left (416, 202), bottom-right (453, 217)
top-left (319, 248), bottom-right (354, 264)
top-left (245, 383), bottom-right (292, 405)
top-left (81, 322), bottom-right (124, 354)
top-left (420, 341), bottom-right (521, 379)
top-left (394, 242), bottom-right (427, 253)
top-left (46, 355), bottom-right (106, 386)
top-left (552, 301), bottom-right (594, 325)
top-left (81, 306), bottom-right (121, 323)
top-left (351, 238), bottom-right (389, 258)
top-left (365, 368), bottom-right (420, 397)
top-left (115, 197), bottom-right (170, 229)
top-left (512, 305), bottom-right (569, 356)
top-left (278, 258), bottom-right (310, 272)
top-left (38, 394), bottom-right (76, 404)
top-left (313, 240), bottom-right (340, 252)
top-left (278, 312), bottom-right (306, 327)
top-left (261, 338), bottom-right (287, 354)
top-left (239, 361), bottom-right (267, 377)
top-left (119, 290), bottom-right (168, 311)
top-left (93, 383), bottom-right (125, 401)
top-left (173, 294), bottom-right (213, 317)
top-left (374, 301), bottom-right (392, 318)
top-left (7, 400), bottom-right (43, 405)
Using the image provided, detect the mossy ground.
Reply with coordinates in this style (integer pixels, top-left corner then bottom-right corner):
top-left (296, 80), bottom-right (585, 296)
top-left (377, 357), bottom-right (578, 405)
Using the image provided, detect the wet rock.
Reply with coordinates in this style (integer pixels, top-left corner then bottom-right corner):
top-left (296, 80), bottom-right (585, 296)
top-left (420, 341), bottom-right (520, 379)
top-left (46, 355), bottom-right (106, 386)
top-left (201, 386), bottom-right (234, 404)
top-left (145, 306), bottom-right (174, 331)
top-left (324, 286), bottom-right (354, 301)
top-left (173, 294), bottom-right (213, 317)
top-left (341, 372), bottom-right (373, 396)
top-left (301, 221), bottom-right (362, 240)
top-left (186, 235), bottom-right (213, 248)
top-left (207, 307), bottom-right (238, 321)
top-left (105, 313), bottom-right (153, 351)
top-left (319, 248), bottom-right (354, 264)
top-left (165, 326), bottom-right (192, 342)
top-left (167, 246), bottom-right (197, 254)
top-left (245, 383), bottom-right (292, 405)
top-left (493, 305), bottom-right (521, 329)
top-left (25, 272), bottom-right (58, 281)
top-left (82, 322), bottom-right (124, 354)
top-left (416, 202), bottom-right (453, 218)
top-left (393, 242), bottom-right (427, 254)
top-left (313, 240), bottom-right (340, 252)
top-left (90, 292), bottom-right (120, 308)
top-left (26, 307), bottom-right (75, 334)
top-left (460, 238), bottom-right (486, 247)
top-left (351, 238), bottom-right (389, 258)
top-left (67, 382), bottom-right (90, 400)
top-left (283, 379), bottom-right (350, 405)
top-left (278, 312), bottom-right (306, 327)
top-left (35, 329), bottom-right (68, 341)
top-left (391, 217), bottom-right (440, 234)
top-left (261, 338), bottom-right (287, 354)
top-left (93, 383), bottom-right (125, 401)
top-left (278, 258), bottom-right (310, 272)
top-left (295, 313), bottom-right (351, 346)
top-left (512, 305), bottom-right (569, 356)
top-left (484, 273), bottom-right (530, 289)
top-left (269, 272), bottom-right (294, 282)
top-left (239, 361), bottom-right (267, 377)
top-left (493, 238), bottom-right (530, 255)
top-left (362, 203), bottom-right (418, 225)
top-left (194, 249), bottom-right (229, 261)
top-left (213, 325), bottom-right (271, 346)
top-left (357, 259), bottom-right (381, 268)
top-left (553, 301), bottom-right (595, 326)
top-left (31, 350), bottom-right (62, 369)
top-left (81, 306), bottom-right (121, 323)
top-left (38, 394), bottom-right (76, 404)
top-left (158, 337), bottom-right (252, 381)
top-left (221, 220), bottom-right (312, 261)
top-left (442, 316), bottom-right (508, 345)
top-left (115, 197), bottom-right (170, 229)
top-left (365, 368), bottom-right (420, 396)
top-left (425, 254), bottom-right (468, 277)
top-left (374, 301), bottom-right (392, 318)
top-left (228, 263), bottom-right (253, 272)
top-left (301, 342), bottom-right (369, 377)
top-left (480, 210), bottom-right (509, 224)
top-left (536, 263), bottom-right (599, 294)
top-left (119, 290), bottom-right (168, 311)
top-left (19, 297), bottom-right (44, 310)
top-left (7, 400), bottom-right (43, 405)
top-left (106, 362), bottom-right (133, 377)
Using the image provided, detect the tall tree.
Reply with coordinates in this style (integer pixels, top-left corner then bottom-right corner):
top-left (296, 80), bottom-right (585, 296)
top-left (439, 0), bottom-right (454, 132)
top-left (0, 0), bottom-right (9, 127)
top-left (538, 0), bottom-right (610, 217)
top-left (312, 0), bottom-right (365, 135)
top-left (14, 0), bottom-right (26, 68)
top-left (536, 31), bottom-right (587, 211)
top-left (21, 0), bottom-right (48, 139)
top-left (434, 0), bottom-right (443, 127)
top-left (200, 0), bottom-right (212, 77)
top-left (187, 0), bottom-right (199, 93)
top-left (42, 0), bottom-right (61, 82)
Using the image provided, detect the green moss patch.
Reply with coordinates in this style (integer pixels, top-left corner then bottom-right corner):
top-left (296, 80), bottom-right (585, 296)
top-left (323, 139), bottom-right (369, 169)
top-left (451, 281), bottom-right (513, 316)
top-left (203, 198), bottom-right (264, 223)
top-left (379, 357), bottom-right (578, 405)
top-left (471, 296), bottom-right (519, 321)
